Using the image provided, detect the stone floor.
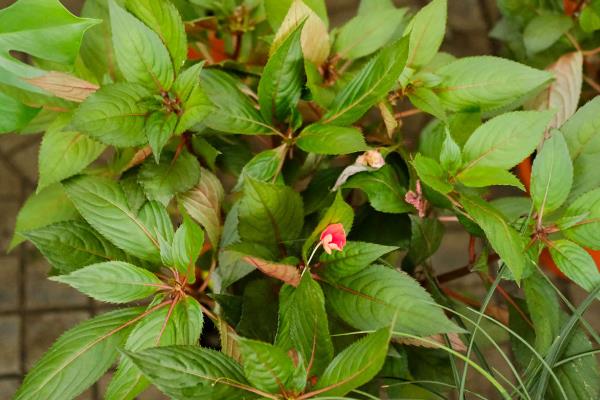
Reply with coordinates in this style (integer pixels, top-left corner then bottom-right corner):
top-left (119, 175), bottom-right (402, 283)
top-left (0, 1), bottom-right (597, 400)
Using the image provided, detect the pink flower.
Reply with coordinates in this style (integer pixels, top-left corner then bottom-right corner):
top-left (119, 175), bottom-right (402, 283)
top-left (320, 223), bottom-right (347, 254)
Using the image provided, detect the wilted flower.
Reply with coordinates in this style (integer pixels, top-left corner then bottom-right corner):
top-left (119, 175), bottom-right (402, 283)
top-left (405, 180), bottom-right (428, 218)
top-left (320, 223), bottom-right (347, 254)
top-left (356, 150), bottom-right (385, 169)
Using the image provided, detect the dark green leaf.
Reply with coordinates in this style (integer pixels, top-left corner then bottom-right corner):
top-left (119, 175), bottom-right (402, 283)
top-left (238, 338), bottom-right (296, 394)
top-left (344, 164), bottom-right (411, 213)
top-left (324, 265), bottom-right (461, 336)
top-left (276, 272), bottom-right (334, 377)
top-left (559, 188), bottom-right (600, 250)
top-left (314, 328), bottom-right (390, 397)
top-left (124, 346), bottom-right (249, 400)
top-left (407, 215), bottom-right (444, 265)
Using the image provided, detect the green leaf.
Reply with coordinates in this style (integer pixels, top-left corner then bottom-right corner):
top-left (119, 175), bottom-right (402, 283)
top-left (314, 328), bottom-right (390, 397)
top-left (50, 261), bottom-right (162, 303)
top-left (172, 215), bottom-right (204, 282)
top-left (276, 272), bottom-right (334, 377)
top-left (139, 150), bottom-right (201, 205)
top-left (237, 338), bottom-right (296, 394)
top-left (296, 123), bottom-right (368, 155)
top-left (562, 97), bottom-right (600, 199)
top-left (548, 240), bottom-right (600, 295)
top-left (344, 164), bottom-right (411, 213)
top-left (138, 200), bottom-right (174, 245)
top-left (264, 0), bottom-right (328, 30)
top-left (145, 111), bottom-right (177, 163)
top-left (320, 241), bottom-right (398, 279)
top-left (412, 154), bottom-right (453, 194)
top-left (238, 178), bottom-right (304, 254)
top-left (436, 56), bottom-right (552, 112)
top-left (109, 0), bottom-right (174, 90)
top-left (72, 83), bottom-right (152, 147)
top-left (14, 307), bottom-right (142, 400)
top-left (234, 146), bottom-right (286, 190)
top-left (0, 0), bottom-right (99, 94)
top-left (323, 38), bottom-right (408, 125)
top-left (407, 215), bottom-right (444, 265)
top-left (0, 92), bottom-right (39, 133)
top-left (302, 192), bottom-right (354, 260)
top-left (530, 130), bottom-right (573, 214)
top-left (125, 0), bottom-right (187, 72)
top-left (456, 166), bottom-right (524, 190)
top-left (9, 183), bottom-right (78, 250)
top-left (106, 297), bottom-right (203, 400)
top-left (64, 175), bottom-right (161, 263)
top-left (334, 7), bottom-right (407, 60)
top-left (200, 69), bottom-right (275, 135)
top-left (179, 167), bottom-right (224, 248)
top-left (175, 83), bottom-right (211, 135)
top-left (408, 87), bottom-right (447, 121)
top-left (406, 0), bottom-right (447, 67)
top-left (559, 188), bottom-right (600, 250)
top-left (462, 111), bottom-right (553, 170)
top-left (258, 23), bottom-right (304, 124)
top-left (24, 220), bottom-right (128, 274)
top-left (324, 265), bottom-right (460, 336)
top-left (523, 14), bottom-right (572, 55)
top-left (439, 128), bottom-right (461, 173)
top-left (123, 346), bottom-right (249, 400)
top-left (38, 117), bottom-right (106, 192)
top-left (459, 194), bottom-right (527, 281)
top-left (523, 271), bottom-right (560, 354)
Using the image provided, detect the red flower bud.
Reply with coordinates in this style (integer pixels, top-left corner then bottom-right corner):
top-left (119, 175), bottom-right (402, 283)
top-left (319, 223), bottom-right (347, 254)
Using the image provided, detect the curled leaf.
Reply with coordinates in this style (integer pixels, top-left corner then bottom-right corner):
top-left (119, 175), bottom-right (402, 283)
top-left (243, 256), bottom-right (301, 287)
top-left (26, 71), bottom-right (99, 102)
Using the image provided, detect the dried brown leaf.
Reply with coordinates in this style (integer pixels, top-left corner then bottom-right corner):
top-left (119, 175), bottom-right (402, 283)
top-left (26, 71), bottom-right (99, 102)
top-left (242, 256), bottom-right (301, 287)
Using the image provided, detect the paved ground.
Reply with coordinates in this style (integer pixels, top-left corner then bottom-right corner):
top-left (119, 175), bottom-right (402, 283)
top-left (1, 1), bottom-right (597, 400)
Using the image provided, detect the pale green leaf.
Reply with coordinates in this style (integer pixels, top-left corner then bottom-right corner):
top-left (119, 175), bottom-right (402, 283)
top-left (0, 92), bottom-right (39, 133)
top-left (562, 97), bottom-right (600, 199)
top-left (0, 0), bottom-right (99, 94)
top-left (456, 166), bottom-right (524, 190)
top-left (462, 110), bottom-right (553, 170)
top-left (406, 0), bottom-right (447, 67)
top-left (548, 240), bottom-right (600, 297)
top-left (436, 56), bottom-right (552, 112)
top-left (323, 265), bottom-right (461, 335)
top-left (38, 117), bottom-right (106, 192)
top-left (64, 175), bottom-right (161, 263)
top-left (334, 8), bottom-right (407, 60)
top-left (125, 0), bottom-right (187, 72)
top-left (559, 188), bottom-right (600, 250)
top-left (9, 183), bottom-right (78, 250)
top-left (524, 14), bottom-right (572, 55)
top-left (109, 0), bottom-right (174, 90)
top-left (530, 129), bottom-right (573, 214)
top-left (50, 261), bottom-right (162, 303)
top-left (72, 83), bottom-right (152, 147)
top-left (14, 308), bottom-right (142, 400)
top-left (411, 154), bottom-right (453, 194)
top-left (296, 123), bottom-right (368, 155)
top-left (264, 0), bottom-right (328, 30)
top-left (172, 214), bottom-right (204, 282)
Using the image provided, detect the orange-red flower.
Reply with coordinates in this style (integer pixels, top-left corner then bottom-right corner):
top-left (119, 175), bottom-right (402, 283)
top-left (320, 223), bottom-right (346, 254)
